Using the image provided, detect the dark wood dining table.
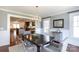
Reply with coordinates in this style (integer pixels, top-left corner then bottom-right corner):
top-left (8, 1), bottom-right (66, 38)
top-left (22, 34), bottom-right (54, 52)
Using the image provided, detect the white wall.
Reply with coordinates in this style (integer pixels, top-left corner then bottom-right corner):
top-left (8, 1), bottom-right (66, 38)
top-left (0, 31), bottom-right (9, 46)
top-left (0, 10), bottom-right (9, 46)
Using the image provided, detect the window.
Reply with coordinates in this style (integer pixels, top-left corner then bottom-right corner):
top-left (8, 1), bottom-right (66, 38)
top-left (43, 18), bottom-right (50, 42)
top-left (43, 19), bottom-right (50, 33)
top-left (73, 16), bottom-right (79, 38)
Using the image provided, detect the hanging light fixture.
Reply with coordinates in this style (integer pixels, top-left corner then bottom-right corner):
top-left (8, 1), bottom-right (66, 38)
top-left (32, 6), bottom-right (41, 21)
top-left (36, 6), bottom-right (39, 8)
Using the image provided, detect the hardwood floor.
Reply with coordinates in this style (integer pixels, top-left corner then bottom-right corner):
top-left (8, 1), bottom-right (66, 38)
top-left (67, 44), bottom-right (79, 52)
top-left (10, 29), bottom-right (22, 46)
top-left (0, 45), bottom-right (9, 52)
top-left (0, 29), bottom-right (23, 52)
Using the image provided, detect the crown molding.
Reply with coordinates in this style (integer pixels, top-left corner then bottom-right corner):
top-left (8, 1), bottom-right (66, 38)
top-left (0, 8), bottom-right (36, 17)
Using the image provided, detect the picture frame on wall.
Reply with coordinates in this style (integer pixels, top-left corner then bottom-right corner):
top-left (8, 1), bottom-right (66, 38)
top-left (53, 19), bottom-right (64, 28)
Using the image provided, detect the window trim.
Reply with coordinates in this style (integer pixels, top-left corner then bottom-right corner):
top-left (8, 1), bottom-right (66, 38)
top-left (70, 12), bottom-right (79, 39)
top-left (43, 18), bottom-right (50, 33)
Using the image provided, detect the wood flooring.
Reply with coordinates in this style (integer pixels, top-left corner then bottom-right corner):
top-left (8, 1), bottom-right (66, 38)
top-left (67, 44), bottom-right (79, 52)
top-left (0, 45), bottom-right (9, 52)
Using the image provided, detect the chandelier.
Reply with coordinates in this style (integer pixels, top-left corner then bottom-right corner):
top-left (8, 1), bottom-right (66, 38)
top-left (32, 6), bottom-right (41, 21)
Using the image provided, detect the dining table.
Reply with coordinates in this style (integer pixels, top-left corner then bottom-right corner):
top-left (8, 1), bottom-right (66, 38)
top-left (22, 33), bottom-right (54, 52)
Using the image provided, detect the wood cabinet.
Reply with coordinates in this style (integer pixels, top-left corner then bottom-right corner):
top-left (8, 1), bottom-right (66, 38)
top-left (24, 21), bottom-right (35, 34)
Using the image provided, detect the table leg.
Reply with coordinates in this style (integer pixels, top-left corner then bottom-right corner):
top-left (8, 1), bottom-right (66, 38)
top-left (37, 46), bottom-right (40, 52)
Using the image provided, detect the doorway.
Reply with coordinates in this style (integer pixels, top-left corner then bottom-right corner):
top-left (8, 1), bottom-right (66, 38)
top-left (8, 14), bottom-right (36, 46)
top-left (10, 16), bottom-right (24, 46)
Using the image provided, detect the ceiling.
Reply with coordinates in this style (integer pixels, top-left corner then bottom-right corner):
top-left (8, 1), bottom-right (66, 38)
top-left (0, 6), bottom-right (79, 17)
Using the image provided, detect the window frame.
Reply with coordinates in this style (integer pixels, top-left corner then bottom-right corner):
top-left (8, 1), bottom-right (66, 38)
top-left (43, 18), bottom-right (50, 33)
top-left (70, 12), bottom-right (79, 39)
